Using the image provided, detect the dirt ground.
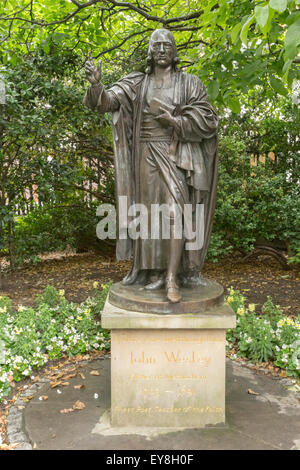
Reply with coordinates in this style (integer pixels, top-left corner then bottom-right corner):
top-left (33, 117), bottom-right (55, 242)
top-left (0, 250), bottom-right (299, 316)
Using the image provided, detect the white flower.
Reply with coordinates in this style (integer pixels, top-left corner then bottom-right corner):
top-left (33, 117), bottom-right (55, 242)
top-left (0, 372), bottom-right (8, 383)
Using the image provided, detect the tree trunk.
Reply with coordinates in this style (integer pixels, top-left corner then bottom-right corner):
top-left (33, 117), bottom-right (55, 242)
top-left (8, 218), bottom-right (16, 271)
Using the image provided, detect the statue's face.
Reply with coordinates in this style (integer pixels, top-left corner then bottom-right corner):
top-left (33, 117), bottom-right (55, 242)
top-left (150, 31), bottom-right (175, 67)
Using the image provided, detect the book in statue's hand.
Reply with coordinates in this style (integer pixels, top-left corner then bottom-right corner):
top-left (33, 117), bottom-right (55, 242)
top-left (148, 97), bottom-right (176, 116)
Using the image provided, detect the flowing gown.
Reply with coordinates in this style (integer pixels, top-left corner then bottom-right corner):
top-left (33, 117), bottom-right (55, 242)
top-left (83, 70), bottom-right (218, 278)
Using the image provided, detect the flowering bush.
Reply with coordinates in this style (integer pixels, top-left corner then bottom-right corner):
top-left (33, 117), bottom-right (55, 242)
top-left (226, 288), bottom-right (300, 378)
top-left (0, 283), bottom-right (112, 403)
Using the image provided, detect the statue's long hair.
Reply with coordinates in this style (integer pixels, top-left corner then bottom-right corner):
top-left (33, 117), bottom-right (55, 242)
top-left (145, 29), bottom-right (179, 74)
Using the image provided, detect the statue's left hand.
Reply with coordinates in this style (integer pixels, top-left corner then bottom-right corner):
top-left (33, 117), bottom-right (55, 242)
top-left (155, 107), bottom-right (177, 128)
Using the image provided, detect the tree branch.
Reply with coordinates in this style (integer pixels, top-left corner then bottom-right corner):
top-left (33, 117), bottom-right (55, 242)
top-left (0, 0), bottom-right (215, 29)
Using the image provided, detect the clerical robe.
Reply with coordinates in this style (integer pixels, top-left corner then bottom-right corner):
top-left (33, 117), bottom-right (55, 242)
top-left (83, 70), bottom-right (218, 277)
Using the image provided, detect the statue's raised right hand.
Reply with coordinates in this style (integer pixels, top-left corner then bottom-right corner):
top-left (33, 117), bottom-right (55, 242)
top-left (85, 54), bottom-right (102, 85)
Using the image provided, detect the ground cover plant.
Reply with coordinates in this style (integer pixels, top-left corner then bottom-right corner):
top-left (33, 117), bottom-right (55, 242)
top-left (0, 283), bottom-right (111, 403)
top-left (226, 288), bottom-right (300, 378)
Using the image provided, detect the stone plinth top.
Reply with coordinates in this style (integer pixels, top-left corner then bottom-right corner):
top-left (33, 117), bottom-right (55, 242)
top-left (108, 280), bottom-right (224, 315)
top-left (101, 298), bottom-right (236, 330)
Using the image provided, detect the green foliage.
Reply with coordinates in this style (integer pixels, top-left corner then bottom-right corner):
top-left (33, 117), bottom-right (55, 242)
top-left (207, 232), bottom-right (233, 263)
top-left (226, 288), bottom-right (300, 376)
top-left (0, 0), bottom-right (299, 109)
top-left (287, 248), bottom-right (300, 265)
top-left (36, 285), bottom-right (60, 308)
top-left (14, 202), bottom-right (101, 262)
top-left (0, 52), bottom-right (114, 265)
top-left (0, 283), bottom-right (111, 402)
top-left (0, 294), bottom-right (12, 313)
top-left (209, 93), bottom-right (300, 261)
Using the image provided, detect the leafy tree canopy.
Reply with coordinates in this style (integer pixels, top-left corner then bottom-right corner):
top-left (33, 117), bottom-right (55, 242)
top-left (0, 0), bottom-right (299, 112)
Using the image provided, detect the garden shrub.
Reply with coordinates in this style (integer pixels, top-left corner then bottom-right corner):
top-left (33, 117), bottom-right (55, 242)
top-left (226, 288), bottom-right (300, 377)
top-left (0, 282), bottom-right (111, 402)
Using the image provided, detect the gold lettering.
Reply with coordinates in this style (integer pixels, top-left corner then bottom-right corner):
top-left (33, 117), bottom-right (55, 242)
top-left (114, 406), bottom-right (223, 414)
top-left (130, 373), bottom-right (207, 380)
top-left (163, 351), bottom-right (211, 365)
top-left (164, 351), bottom-right (180, 362)
top-left (130, 351), bottom-right (156, 365)
top-left (116, 336), bottom-right (223, 344)
top-left (142, 388), bottom-right (160, 396)
top-left (178, 387), bottom-right (195, 396)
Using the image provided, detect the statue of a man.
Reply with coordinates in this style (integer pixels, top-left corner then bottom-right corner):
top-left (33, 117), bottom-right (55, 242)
top-left (84, 29), bottom-right (218, 304)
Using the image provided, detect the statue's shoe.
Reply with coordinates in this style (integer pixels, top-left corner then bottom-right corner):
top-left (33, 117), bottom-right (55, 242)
top-left (121, 269), bottom-right (138, 286)
top-left (144, 278), bottom-right (165, 291)
top-left (166, 285), bottom-right (182, 303)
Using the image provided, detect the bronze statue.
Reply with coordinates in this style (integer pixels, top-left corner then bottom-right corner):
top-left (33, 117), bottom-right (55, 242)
top-left (84, 29), bottom-right (218, 304)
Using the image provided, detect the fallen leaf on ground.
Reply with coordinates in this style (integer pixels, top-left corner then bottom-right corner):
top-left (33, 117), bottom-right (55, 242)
top-left (0, 443), bottom-right (20, 450)
top-left (73, 400), bottom-right (85, 410)
top-left (74, 384), bottom-right (85, 390)
top-left (63, 373), bottom-right (77, 380)
top-left (61, 382), bottom-right (70, 386)
top-left (247, 388), bottom-right (260, 395)
top-left (59, 408), bottom-right (74, 414)
top-left (21, 395), bottom-right (35, 402)
top-left (79, 373), bottom-right (85, 380)
top-left (0, 416), bottom-right (7, 425)
top-left (41, 395), bottom-right (48, 401)
top-left (90, 370), bottom-right (99, 376)
top-left (50, 372), bottom-right (64, 380)
top-left (50, 381), bottom-right (62, 388)
top-left (75, 355), bottom-right (84, 361)
top-left (287, 384), bottom-right (300, 393)
top-left (17, 405), bottom-right (25, 410)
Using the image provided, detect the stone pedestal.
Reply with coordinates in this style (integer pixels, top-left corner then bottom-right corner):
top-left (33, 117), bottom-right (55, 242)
top-left (101, 282), bottom-right (236, 428)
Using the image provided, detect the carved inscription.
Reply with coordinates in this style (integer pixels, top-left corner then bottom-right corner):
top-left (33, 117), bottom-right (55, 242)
top-left (129, 351), bottom-right (211, 366)
top-left (112, 330), bottom-right (226, 426)
top-left (164, 351), bottom-right (210, 365)
top-left (116, 336), bottom-right (223, 344)
top-left (142, 387), bottom-right (195, 397)
top-left (114, 406), bottom-right (223, 414)
top-left (130, 374), bottom-right (207, 380)
top-left (130, 351), bottom-right (156, 364)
